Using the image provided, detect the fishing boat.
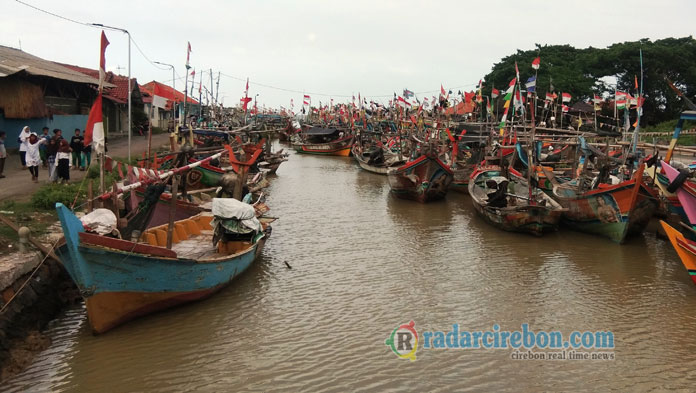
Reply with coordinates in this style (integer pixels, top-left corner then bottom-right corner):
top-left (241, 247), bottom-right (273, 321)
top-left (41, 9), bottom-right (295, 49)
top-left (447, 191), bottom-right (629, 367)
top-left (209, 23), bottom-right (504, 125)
top-left (659, 160), bottom-right (696, 225)
top-left (292, 127), bottom-right (354, 156)
top-left (55, 197), bottom-right (272, 334)
top-left (552, 164), bottom-right (658, 243)
top-left (660, 220), bottom-right (696, 286)
top-left (387, 154), bottom-right (453, 202)
top-left (351, 145), bottom-right (403, 175)
top-left (468, 165), bottom-right (564, 236)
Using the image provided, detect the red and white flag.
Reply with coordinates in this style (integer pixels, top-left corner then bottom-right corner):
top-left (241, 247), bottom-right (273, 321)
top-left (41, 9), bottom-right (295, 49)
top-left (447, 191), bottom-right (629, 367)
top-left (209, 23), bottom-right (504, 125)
top-left (491, 87), bottom-right (499, 98)
top-left (545, 92), bottom-right (555, 101)
top-left (440, 84), bottom-right (447, 99)
top-left (84, 31), bottom-right (109, 153)
top-left (531, 57), bottom-right (540, 70)
top-left (303, 94), bottom-right (310, 105)
top-left (562, 104), bottom-right (569, 113)
top-left (561, 92), bottom-right (572, 102)
top-left (186, 42), bottom-right (192, 68)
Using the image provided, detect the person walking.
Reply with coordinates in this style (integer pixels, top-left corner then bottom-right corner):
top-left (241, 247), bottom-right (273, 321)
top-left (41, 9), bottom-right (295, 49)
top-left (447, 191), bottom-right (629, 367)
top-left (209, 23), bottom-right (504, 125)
top-left (69, 128), bottom-right (84, 170)
top-left (46, 129), bottom-right (63, 182)
top-left (39, 127), bottom-right (50, 168)
top-left (18, 126), bottom-right (31, 169)
top-left (56, 139), bottom-right (72, 183)
top-left (0, 131), bottom-right (7, 179)
top-left (25, 133), bottom-right (46, 182)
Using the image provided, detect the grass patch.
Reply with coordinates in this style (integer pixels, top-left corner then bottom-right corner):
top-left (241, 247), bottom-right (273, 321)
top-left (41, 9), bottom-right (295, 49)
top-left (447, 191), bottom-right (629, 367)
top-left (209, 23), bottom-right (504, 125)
top-left (0, 200), bottom-right (58, 254)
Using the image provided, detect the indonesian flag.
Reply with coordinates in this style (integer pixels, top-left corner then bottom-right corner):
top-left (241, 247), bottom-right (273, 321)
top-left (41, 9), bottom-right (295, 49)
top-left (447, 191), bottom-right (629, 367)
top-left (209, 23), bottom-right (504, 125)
top-left (491, 88), bottom-right (499, 98)
top-left (545, 92), bottom-right (555, 101)
top-left (440, 84), bottom-right (447, 99)
top-left (186, 42), bottom-right (192, 68)
top-left (562, 104), bottom-right (569, 113)
top-left (240, 96), bottom-right (252, 111)
top-left (531, 57), bottom-right (540, 70)
top-left (397, 96), bottom-right (411, 108)
top-left (515, 62), bottom-right (520, 81)
top-left (561, 92), bottom-right (571, 102)
top-left (84, 31), bottom-right (109, 152)
top-left (303, 94), bottom-right (310, 105)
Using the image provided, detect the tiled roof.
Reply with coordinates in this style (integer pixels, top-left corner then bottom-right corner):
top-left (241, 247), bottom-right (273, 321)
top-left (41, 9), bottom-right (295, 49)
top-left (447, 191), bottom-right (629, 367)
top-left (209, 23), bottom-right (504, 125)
top-left (60, 63), bottom-right (137, 104)
top-left (141, 80), bottom-right (199, 105)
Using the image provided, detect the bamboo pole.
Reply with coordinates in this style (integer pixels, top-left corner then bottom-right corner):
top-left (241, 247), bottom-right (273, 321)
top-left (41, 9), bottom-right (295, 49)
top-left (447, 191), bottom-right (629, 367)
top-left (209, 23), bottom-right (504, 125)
top-left (166, 175), bottom-right (179, 249)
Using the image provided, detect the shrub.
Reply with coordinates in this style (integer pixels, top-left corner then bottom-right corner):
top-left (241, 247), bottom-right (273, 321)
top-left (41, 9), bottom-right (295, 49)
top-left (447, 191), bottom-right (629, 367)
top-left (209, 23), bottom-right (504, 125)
top-left (31, 183), bottom-right (86, 210)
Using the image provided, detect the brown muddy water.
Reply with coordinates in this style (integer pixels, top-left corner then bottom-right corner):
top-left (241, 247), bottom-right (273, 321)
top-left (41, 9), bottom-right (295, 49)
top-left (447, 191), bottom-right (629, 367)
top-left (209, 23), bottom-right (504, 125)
top-left (4, 146), bottom-right (696, 391)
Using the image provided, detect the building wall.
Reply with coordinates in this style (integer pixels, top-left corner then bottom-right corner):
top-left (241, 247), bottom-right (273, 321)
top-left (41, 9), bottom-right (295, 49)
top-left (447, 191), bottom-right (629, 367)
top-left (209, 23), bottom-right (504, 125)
top-left (0, 113), bottom-right (88, 149)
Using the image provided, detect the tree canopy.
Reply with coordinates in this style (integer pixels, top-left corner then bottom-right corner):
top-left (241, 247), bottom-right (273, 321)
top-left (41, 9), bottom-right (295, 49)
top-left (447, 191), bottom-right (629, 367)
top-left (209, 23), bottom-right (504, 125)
top-left (482, 37), bottom-right (696, 125)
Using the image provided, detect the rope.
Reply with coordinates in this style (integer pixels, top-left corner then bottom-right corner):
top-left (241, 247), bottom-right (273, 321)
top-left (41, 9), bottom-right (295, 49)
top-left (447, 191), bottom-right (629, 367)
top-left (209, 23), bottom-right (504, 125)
top-left (0, 238), bottom-right (61, 315)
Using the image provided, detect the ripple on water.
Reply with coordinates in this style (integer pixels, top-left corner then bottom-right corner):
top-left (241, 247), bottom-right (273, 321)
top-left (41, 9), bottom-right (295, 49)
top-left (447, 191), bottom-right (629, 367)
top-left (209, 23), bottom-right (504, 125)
top-left (5, 147), bottom-right (696, 392)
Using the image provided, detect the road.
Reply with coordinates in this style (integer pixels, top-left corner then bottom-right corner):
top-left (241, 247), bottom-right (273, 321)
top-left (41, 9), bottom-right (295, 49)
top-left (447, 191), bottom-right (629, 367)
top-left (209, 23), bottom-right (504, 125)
top-left (0, 133), bottom-right (171, 202)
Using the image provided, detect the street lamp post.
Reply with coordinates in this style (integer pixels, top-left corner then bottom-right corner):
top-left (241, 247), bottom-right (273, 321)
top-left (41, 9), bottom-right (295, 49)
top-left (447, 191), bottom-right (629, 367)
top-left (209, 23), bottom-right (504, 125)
top-left (154, 61), bottom-right (176, 126)
top-left (91, 23), bottom-right (131, 161)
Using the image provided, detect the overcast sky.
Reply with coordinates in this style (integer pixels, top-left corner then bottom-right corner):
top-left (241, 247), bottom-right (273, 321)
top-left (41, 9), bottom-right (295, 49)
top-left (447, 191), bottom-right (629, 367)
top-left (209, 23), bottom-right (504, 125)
top-left (2, 0), bottom-right (694, 109)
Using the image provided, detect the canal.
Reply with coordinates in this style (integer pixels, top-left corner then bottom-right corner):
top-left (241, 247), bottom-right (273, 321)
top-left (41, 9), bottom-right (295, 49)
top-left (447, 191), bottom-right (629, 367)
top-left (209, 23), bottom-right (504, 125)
top-left (5, 146), bottom-right (696, 391)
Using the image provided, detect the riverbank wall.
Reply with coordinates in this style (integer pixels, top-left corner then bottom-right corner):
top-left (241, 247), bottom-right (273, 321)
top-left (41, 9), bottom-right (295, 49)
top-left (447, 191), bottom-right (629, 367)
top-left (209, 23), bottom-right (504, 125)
top-left (0, 251), bottom-right (77, 380)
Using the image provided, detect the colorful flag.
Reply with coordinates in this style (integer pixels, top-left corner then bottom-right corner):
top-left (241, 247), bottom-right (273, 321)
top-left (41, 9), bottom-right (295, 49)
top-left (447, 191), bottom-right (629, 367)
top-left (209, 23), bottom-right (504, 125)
top-left (84, 31), bottom-right (109, 153)
top-left (186, 42), bottom-right (192, 68)
top-left (486, 98), bottom-right (492, 115)
top-left (593, 94), bottom-right (602, 110)
top-left (525, 76), bottom-right (536, 93)
top-left (531, 57), bottom-right (540, 70)
top-left (561, 93), bottom-right (571, 102)
top-left (515, 62), bottom-right (520, 81)
top-left (403, 89), bottom-right (414, 99)
top-left (491, 87), bottom-right (499, 98)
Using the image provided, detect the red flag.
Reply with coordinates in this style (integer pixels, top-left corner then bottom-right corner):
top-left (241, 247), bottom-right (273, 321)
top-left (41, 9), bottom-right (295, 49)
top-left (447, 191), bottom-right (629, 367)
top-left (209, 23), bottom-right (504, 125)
top-left (245, 77), bottom-right (249, 94)
top-left (85, 31), bottom-right (108, 151)
top-left (84, 94), bottom-right (104, 150)
top-left (190, 69), bottom-right (195, 77)
top-left (634, 75), bottom-right (639, 89)
top-left (186, 42), bottom-right (192, 67)
top-left (440, 84), bottom-right (447, 98)
top-left (531, 57), bottom-right (540, 70)
top-left (98, 31), bottom-right (109, 92)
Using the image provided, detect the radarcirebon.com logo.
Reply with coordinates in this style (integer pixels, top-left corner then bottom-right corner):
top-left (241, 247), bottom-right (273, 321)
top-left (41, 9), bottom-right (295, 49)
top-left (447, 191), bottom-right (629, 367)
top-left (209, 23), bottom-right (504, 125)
top-left (385, 321), bottom-right (418, 361)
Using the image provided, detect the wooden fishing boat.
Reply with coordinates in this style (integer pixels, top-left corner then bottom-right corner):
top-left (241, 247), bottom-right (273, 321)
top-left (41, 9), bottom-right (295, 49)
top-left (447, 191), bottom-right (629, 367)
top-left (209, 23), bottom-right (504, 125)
top-left (351, 145), bottom-right (403, 175)
top-left (55, 198), bottom-right (272, 334)
top-left (468, 166), bottom-right (564, 236)
top-left (660, 220), bottom-right (696, 286)
top-left (552, 164), bottom-right (658, 243)
top-left (292, 127), bottom-right (354, 156)
top-left (660, 160), bottom-right (696, 225)
top-left (387, 155), bottom-right (453, 202)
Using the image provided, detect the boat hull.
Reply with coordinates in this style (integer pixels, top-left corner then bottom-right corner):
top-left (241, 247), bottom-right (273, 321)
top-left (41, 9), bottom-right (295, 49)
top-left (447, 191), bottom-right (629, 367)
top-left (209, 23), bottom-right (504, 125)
top-left (660, 220), bottom-right (696, 286)
top-left (553, 166), bottom-right (657, 243)
top-left (293, 136), bottom-right (354, 156)
top-left (469, 167), bottom-right (563, 236)
top-left (451, 165), bottom-right (475, 194)
top-left (55, 203), bottom-right (266, 333)
top-left (387, 155), bottom-right (453, 203)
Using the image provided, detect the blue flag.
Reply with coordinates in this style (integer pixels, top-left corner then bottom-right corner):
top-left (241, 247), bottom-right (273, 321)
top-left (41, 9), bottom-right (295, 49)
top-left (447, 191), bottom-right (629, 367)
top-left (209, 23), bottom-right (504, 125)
top-left (525, 76), bottom-right (536, 93)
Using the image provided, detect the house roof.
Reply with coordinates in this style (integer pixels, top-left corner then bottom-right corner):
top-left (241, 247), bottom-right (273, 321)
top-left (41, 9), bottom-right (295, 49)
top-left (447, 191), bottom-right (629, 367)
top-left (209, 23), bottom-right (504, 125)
top-left (0, 45), bottom-right (112, 86)
top-left (60, 63), bottom-right (135, 104)
top-left (141, 80), bottom-right (199, 105)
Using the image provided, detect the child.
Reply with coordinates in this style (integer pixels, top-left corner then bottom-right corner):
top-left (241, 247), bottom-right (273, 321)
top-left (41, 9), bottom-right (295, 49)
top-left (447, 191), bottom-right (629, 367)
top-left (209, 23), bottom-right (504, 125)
top-left (56, 139), bottom-right (72, 183)
top-left (25, 133), bottom-right (46, 182)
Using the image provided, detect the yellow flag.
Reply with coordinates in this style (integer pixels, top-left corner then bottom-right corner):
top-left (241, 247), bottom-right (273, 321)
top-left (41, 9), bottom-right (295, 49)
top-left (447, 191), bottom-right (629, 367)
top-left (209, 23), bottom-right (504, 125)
top-left (503, 100), bottom-right (510, 109)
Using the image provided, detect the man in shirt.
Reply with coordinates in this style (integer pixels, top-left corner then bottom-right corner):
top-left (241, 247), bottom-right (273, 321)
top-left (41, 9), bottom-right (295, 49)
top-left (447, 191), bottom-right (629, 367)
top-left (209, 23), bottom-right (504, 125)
top-left (69, 128), bottom-right (84, 170)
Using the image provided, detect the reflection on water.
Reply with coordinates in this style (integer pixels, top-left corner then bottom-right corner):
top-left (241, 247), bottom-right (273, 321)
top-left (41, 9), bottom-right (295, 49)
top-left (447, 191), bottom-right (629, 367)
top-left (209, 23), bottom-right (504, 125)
top-left (5, 144), bottom-right (696, 392)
